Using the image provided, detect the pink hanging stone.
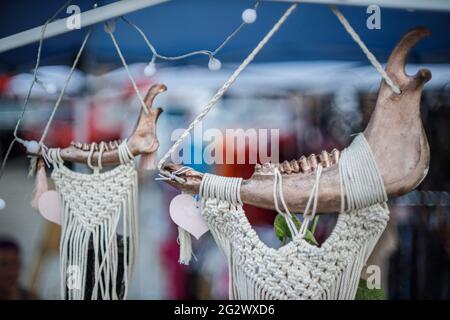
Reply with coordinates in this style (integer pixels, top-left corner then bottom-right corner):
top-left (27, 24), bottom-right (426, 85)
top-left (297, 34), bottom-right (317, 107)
top-left (169, 194), bottom-right (209, 240)
top-left (38, 190), bottom-right (62, 225)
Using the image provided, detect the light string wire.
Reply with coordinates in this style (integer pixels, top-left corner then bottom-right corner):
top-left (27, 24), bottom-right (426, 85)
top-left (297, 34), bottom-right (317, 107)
top-left (105, 22), bottom-right (149, 114)
top-left (157, 3), bottom-right (299, 179)
top-left (0, 1), bottom-right (260, 181)
top-left (39, 28), bottom-right (92, 146)
top-left (120, 1), bottom-right (260, 64)
top-left (330, 5), bottom-right (401, 94)
top-left (0, 0), bottom-right (74, 180)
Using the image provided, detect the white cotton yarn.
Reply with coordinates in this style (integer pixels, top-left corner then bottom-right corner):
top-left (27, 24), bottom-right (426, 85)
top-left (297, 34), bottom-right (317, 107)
top-left (47, 141), bottom-right (139, 300)
top-left (198, 133), bottom-right (389, 300)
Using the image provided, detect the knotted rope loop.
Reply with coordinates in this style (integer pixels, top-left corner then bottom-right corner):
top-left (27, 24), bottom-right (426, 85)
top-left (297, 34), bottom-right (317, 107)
top-left (339, 133), bottom-right (387, 212)
top-left (272, 166), bottom-right (299, 238)
top-left (97, 141), bottom-right (105, 171)
top-left (44, 147), bottom-right (63, 169)
top-left (298, 164), bottom-right (323, 239)
top-left (87, 142), bottom-right (98, 172)
top-left (118, 139), bottom-right (135, 165)
top-left (199, 173), bottom-right (243, 207)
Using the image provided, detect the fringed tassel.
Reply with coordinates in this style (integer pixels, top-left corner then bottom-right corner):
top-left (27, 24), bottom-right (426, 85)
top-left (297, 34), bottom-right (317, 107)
top-left (28, 155), bottom-right (38, 177)
top-left (177, 226), bottom-right (193, 265)
top-left (59, 166), bottom-right (139, 300)
top-left (139, 152), bottom-right (157, 171)
top-left (31, 159), bottom-right (48, 209)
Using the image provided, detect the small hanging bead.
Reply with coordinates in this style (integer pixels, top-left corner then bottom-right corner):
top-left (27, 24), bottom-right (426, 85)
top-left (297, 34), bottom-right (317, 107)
top-left (242, 8), bottom-right (257, 24)
top-left (144, 61), bottom-right (156, 76)
top-left (24, 140), bottom-right (40, 154)
top-left (208, 57), bottom-right (222, 71)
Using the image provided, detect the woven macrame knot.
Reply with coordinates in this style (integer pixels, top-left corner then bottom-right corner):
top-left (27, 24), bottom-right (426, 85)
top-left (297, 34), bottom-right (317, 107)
top-left (199, 173), bottom-right (243, 206)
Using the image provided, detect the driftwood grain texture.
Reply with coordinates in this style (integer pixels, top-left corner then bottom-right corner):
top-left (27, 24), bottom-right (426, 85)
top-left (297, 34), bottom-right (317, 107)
top-left (162, 27), bottom-right (432, 213)
top-left (29, 84), bottom-right (166, 166)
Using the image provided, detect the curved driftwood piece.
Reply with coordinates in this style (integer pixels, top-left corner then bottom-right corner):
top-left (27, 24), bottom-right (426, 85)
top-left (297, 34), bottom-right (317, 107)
top-left (29, 83), bottom-right (166, 166)
top-left (162, 27), bottom-right (432, 213)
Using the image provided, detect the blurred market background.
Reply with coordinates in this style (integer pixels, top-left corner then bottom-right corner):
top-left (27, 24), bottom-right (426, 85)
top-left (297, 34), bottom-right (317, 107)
top-left (0, 0), bottom-right (449, 299)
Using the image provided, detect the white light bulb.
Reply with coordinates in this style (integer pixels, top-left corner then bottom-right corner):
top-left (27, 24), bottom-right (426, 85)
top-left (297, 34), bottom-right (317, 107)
top-left (0, 198), bottom-right (5, 210)
top-left (24, 140), bottom-right (40, 154)
top-left (208, 57), bottom-right (222, 71)
top-left (144, 61), bottom-right (156, 76)
top-left (242, 8), bottom-right (257, 24)
top-left (45, 83), bottom-right (57, 94)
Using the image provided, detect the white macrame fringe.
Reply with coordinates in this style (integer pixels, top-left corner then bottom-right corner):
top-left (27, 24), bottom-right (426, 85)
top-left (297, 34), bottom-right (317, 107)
top-left (177, 227), bottom-right (193, 265)
top-left (199, 133), bottom-right (389, 300)
top-left (47, 143), bottom-right (139, 300)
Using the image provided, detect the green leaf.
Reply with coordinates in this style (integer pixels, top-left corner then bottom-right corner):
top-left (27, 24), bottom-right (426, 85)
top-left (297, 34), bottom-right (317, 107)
top-left (355, 278), bottom-right (385, 300)
top-left (273, 213), bottom-right (319, 246)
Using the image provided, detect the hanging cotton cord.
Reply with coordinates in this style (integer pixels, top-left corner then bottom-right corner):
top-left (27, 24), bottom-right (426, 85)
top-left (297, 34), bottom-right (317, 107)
top-left (298, 164), bottom-right (323, 238)
top-left (272, 167), bottom-right (298, 237)
top-left (38, 28), bottom-right (92, 146)
top-left (0, 0), bottom-right (74, 180)
top-left (105, 22), bottom-right (149, 115)
top-left (97, 142), bottom-right (106, 171)
top-left (157, 3), bottom-right (298, 177)
top-left (339, 134), bottom-right (387, 212)
top-left (155, 166), bottom-right (193, 181)
top-left (120, 1), bottom-right (260, 63)
top-left (118, 139), bottom-right (135, 164)
top-left (47, 140), bottom-right (139, 300)
top-left (198, 133), bottom-right (389, 300)
top-left (199, 173), bottom-right (243, 207)
top-left (330, 5), bottom-right (401, 94)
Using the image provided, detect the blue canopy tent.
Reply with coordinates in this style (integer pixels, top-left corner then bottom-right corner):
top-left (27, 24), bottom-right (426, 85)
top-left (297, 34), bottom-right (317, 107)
top-left (0, 0), bottom-right (449, 71)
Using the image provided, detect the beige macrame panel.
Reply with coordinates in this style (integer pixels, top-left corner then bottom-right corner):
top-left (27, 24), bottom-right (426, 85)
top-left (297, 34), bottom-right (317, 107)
top-left (199, 133), bottom-right (390, 300)
top-left (48, 144), bottom-right (138, 300)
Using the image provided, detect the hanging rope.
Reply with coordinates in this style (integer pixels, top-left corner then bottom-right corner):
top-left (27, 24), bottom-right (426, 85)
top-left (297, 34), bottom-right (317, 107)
top-left (157, 3), bottom-right (298, 178)
top-left (330, 5), bottom-right (401, 94)
top-left (121, 1), bottom-right (260, 63)
top-left (0, 0), bottom-right (74, 180)
top-left (105, 22), bottom-right (149, 114)
top-left (39, 28), bottom-right (92, 146)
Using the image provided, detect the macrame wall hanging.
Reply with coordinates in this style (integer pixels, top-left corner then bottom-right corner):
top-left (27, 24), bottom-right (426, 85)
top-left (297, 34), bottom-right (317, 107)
top-left (199, 133), bottom-right (389, 299)
top-left (0, 0), bottom-right (431, 301)
top-left (157, 3), bottom-right (431, 300)
top-left (0, 1), bottom-right (265, 300)
top-left (46, 142), bottom-right (138, 300)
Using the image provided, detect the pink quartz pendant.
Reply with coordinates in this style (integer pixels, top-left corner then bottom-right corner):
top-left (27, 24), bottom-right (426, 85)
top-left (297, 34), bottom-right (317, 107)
top-left (169, 194), bottom-right (209, 240)
top-left (38, 190), bottom-right (62, 225)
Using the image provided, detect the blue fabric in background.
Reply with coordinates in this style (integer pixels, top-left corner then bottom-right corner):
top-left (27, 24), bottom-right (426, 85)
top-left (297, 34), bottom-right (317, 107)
top-left (0, 0), bottom-right (449, 70)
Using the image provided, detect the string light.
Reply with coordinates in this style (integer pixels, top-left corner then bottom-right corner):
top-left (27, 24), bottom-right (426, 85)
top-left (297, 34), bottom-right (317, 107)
top-left (208, 57), bottom-right (222, 71)
top-left (242, 8), bottom-right (257, 24)
top-left (23, 140), bottom-right (41, 154)
top-left (44, 82), bottom-right (57, 94)
top-left (144, 58), bottom-right (156, 76)
top-left (0, 0), bottom-right (261, 184)
top-left (0, 0), bottom-right (74, 183)
top-left (121, 1), bottom-right (260, 76)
